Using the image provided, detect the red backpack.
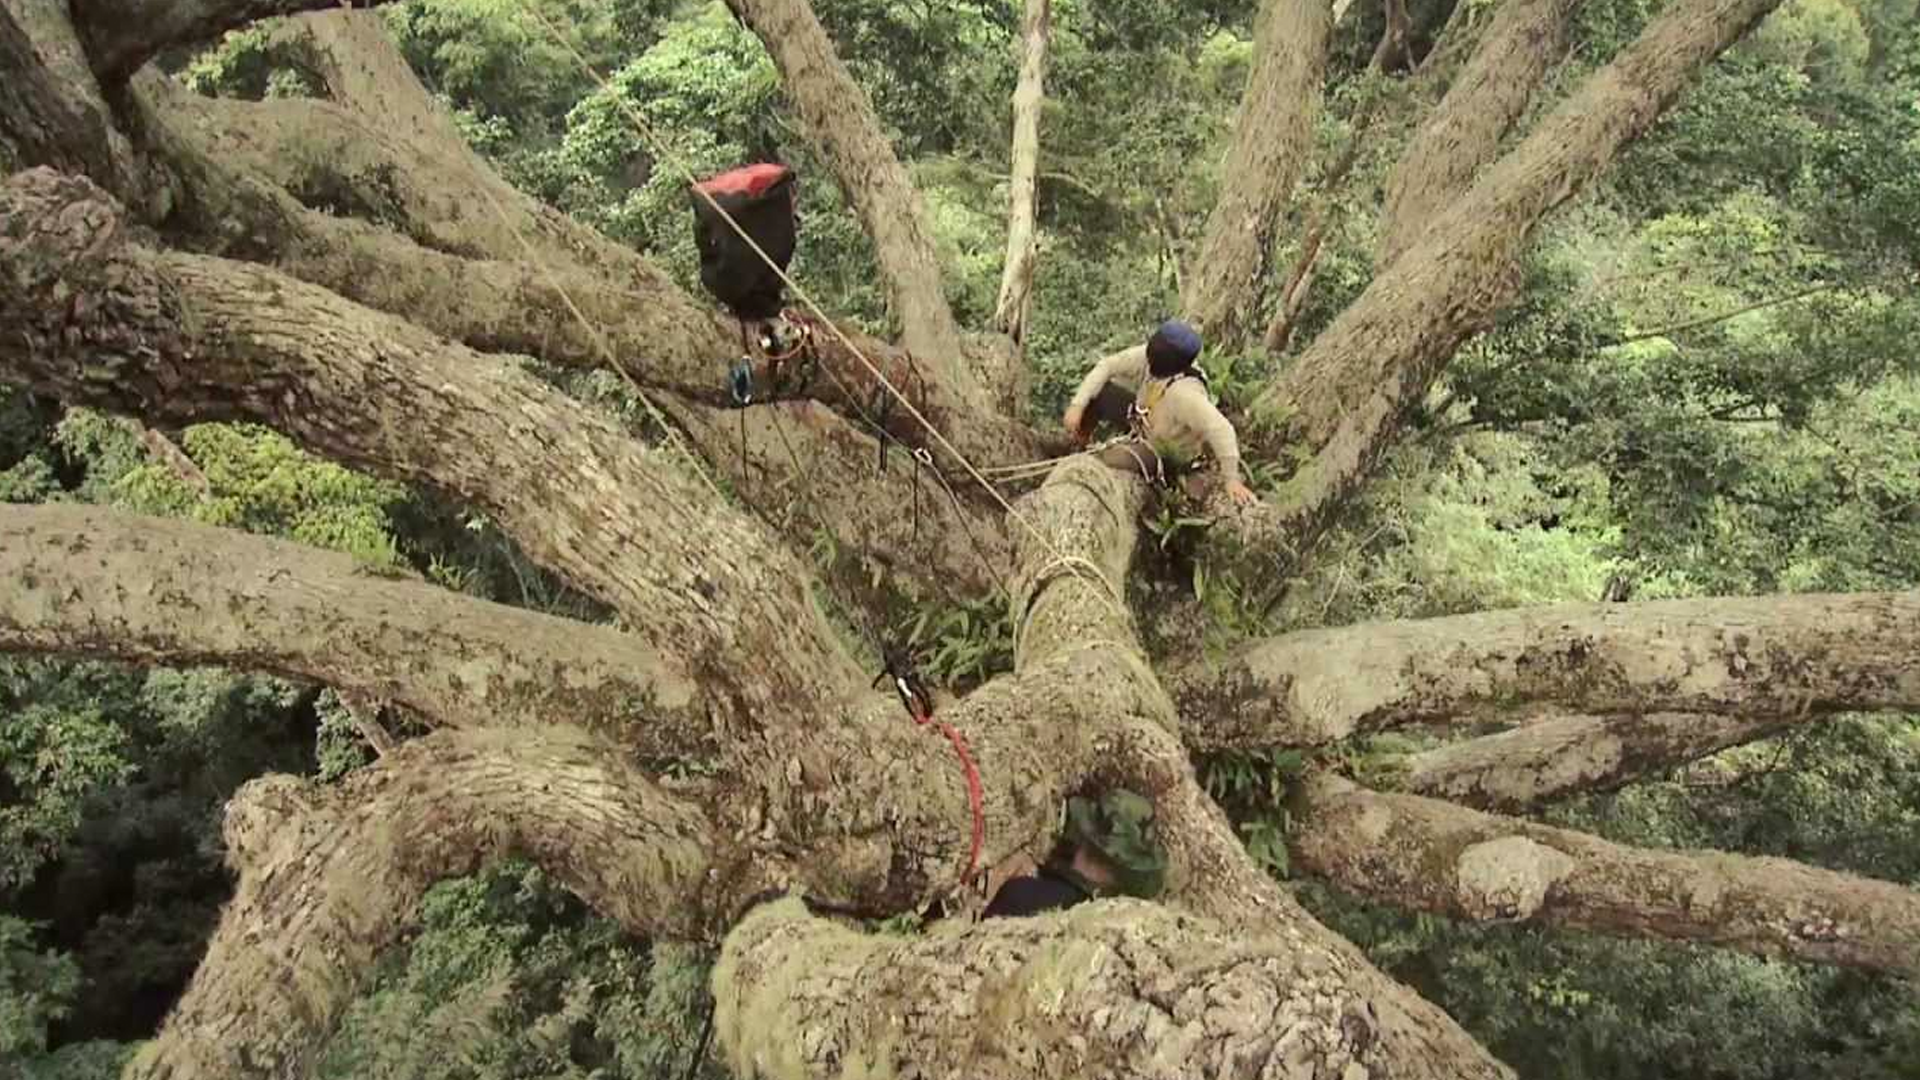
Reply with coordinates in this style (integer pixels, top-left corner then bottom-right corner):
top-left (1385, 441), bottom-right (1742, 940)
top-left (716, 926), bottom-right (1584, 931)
top-left (690, 163), bottom-right (797, 322)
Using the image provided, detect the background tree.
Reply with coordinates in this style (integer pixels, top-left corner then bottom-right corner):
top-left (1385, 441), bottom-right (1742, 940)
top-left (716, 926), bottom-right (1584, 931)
top-left (2, 0), bottom-right (1917, 1076)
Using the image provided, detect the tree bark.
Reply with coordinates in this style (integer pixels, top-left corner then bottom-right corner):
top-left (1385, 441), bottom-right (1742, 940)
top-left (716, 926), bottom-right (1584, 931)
top-left (720, 0), bottom-right (983, 407)
top-left (0, 1), bottom-right (143, 203)
top-left (1401, 711), bottom-right (1792, 811)
top-left (1171, 590), bottom-right (1920, 750)
top-left (991, 0), bottom-right (1050, 358)
top-left (0, 503), bottom-right (716, 760)
top-left (0, 167), bottom-right (864, 722)
top-left (996, 459), bottom-right (1513, 1077)
top-left (1377, 0), bottom-right (1586, 266)
top-left (1248, 0), bottom-right (1787, 553)
top-left (715, 896), bottom-right (1507, 1080)
top-left (1181, 0), bottom-right (1334, 351)
top-left (1293, 776), bottom-right (1920, 977)
top-left (125, 728), bottom-right (730, 1080)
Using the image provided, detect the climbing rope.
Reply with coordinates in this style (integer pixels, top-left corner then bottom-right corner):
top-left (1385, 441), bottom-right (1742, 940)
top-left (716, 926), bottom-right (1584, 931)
top-left (875, 650), bottom-right (985, 885)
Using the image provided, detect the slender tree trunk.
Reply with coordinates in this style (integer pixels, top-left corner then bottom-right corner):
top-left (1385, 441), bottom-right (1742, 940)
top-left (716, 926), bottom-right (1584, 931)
top-left (992, 0), bottom-right (1051, 360)
top-left (1401, 710), bottom-right (1794, 811)
top-left (1242, 0), bottom-right (1789, 563)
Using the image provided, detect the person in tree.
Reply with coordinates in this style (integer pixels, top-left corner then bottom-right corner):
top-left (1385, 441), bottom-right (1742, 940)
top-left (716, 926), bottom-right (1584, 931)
top-left (1061, 320), bottom-right (1257, 507)
top-left (983, 791), bottom-right (1167, 918)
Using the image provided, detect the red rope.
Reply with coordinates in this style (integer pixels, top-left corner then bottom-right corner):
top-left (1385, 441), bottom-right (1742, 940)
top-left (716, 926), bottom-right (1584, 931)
top-left (911, 702), bottom-right (985, 884)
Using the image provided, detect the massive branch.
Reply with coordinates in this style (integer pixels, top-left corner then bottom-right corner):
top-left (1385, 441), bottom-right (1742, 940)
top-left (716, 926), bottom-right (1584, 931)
top-left (1, 1), bottom-right (143, 202)
top-left (69, 0), bottom-right (394, 85)
top-left (716, 897), bottom-right (1481, 1080)
top-left (1171, 590), bottom-right (1920, 750)
top-left (0, 167), bottom-right (864, 721)
top-left (1247, 0), bottom-right (1786, 550)
top-left (1181, 0), bottom-right (1334, 351)
top-left (1376, 0), bottom-right (1586, 265)
top-left (126, 728), bottom-right (730, 1080)
top-left (1293, 776), bottom-right (1920, 978)
top-left (0, 503), bottom-right (714, 760)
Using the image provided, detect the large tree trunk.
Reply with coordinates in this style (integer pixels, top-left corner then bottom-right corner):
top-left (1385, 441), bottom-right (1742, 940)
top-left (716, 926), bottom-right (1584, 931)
top-left (1180, 0), bottom-right (1334, 351)
top-left (1294, 776), bottom-right (1920, 977)
top-left (0, 0), bottom-right (1859, 1072)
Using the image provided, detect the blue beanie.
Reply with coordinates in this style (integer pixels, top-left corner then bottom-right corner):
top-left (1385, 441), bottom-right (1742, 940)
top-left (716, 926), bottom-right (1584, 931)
top-left (1146, 320), bottom-right (1202, 376)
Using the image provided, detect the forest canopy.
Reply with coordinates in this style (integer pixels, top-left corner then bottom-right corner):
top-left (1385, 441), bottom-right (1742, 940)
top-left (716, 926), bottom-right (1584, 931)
top-left (2, 0), bottom-right (1917, 1077)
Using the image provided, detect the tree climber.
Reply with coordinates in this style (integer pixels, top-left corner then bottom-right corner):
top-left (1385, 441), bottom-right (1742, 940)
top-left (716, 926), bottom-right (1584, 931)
top-left (1061, 320), bottom-right (1258, 507)
top-left (983, 791), bottom-right (1167, 918)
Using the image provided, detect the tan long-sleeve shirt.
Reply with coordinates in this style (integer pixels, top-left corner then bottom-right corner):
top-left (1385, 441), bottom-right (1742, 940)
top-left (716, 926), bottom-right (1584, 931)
top-left (1068, 345), bottom-right (1243, 485)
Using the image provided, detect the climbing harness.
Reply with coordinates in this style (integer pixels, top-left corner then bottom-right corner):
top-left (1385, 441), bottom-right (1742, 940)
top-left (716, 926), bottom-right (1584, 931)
top-left (874, 647), bottom-right (986, 886)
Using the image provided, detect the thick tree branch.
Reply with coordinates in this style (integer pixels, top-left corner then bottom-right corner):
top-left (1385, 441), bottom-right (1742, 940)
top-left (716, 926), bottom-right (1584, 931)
top-left (0, 167), bottom-right (864, 721)
top-left (1294, 776), bottom-right (1920, 977)
top-left (0, 2), bottom-right (143, 202)
top-left (991, 0), bottom-right (1050, 356)
top-left (1401, 711), bottom-right (1791, 811)
top-left (0, 504), bottom-right (715, 760)
top-left (1172, 590), bottom-right (1920, 750)
top-left (142, 77), bottom-right (1052, 470)
top-left (126, 728), bottom-right (731, 1080)
top-left (714, 897), bottom-right (1504, 1080)
top-left (1377, 0), bottom-right (1585, 266)
top-left (994, 457), bottom-right (1512, 1076)
top-left (720, 0), bottom-right (982, 406)
top-left (1248, 0), bottom-right (1786, 549)
top-left (1181, 0), bottom-right (1334, 350)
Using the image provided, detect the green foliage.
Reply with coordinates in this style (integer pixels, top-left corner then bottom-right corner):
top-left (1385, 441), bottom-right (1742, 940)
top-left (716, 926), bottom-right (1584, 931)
top-left (902, 594), bottom-right (1014, 690)
top-left (0, 916), bottom-right (81, 1059)
top-left (179, 22), bottom-right (323, 99)
top-left (318, 862), bottom-right (721, 1080)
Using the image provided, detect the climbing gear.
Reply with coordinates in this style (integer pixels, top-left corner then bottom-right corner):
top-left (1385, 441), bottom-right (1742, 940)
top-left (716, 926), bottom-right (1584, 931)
top-left (728, 357), bottom-right (755, 407)
top-left (691, 163), bottom-right (797, 322)
top-left (1125, 368), bottom-right (1211, 443)
top-left (874, 648), bottom-right (986, 886)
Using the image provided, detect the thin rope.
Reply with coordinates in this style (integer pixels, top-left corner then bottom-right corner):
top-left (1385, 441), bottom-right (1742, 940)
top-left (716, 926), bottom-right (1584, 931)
top-left (515, 2), bottom-right (1129, 621)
